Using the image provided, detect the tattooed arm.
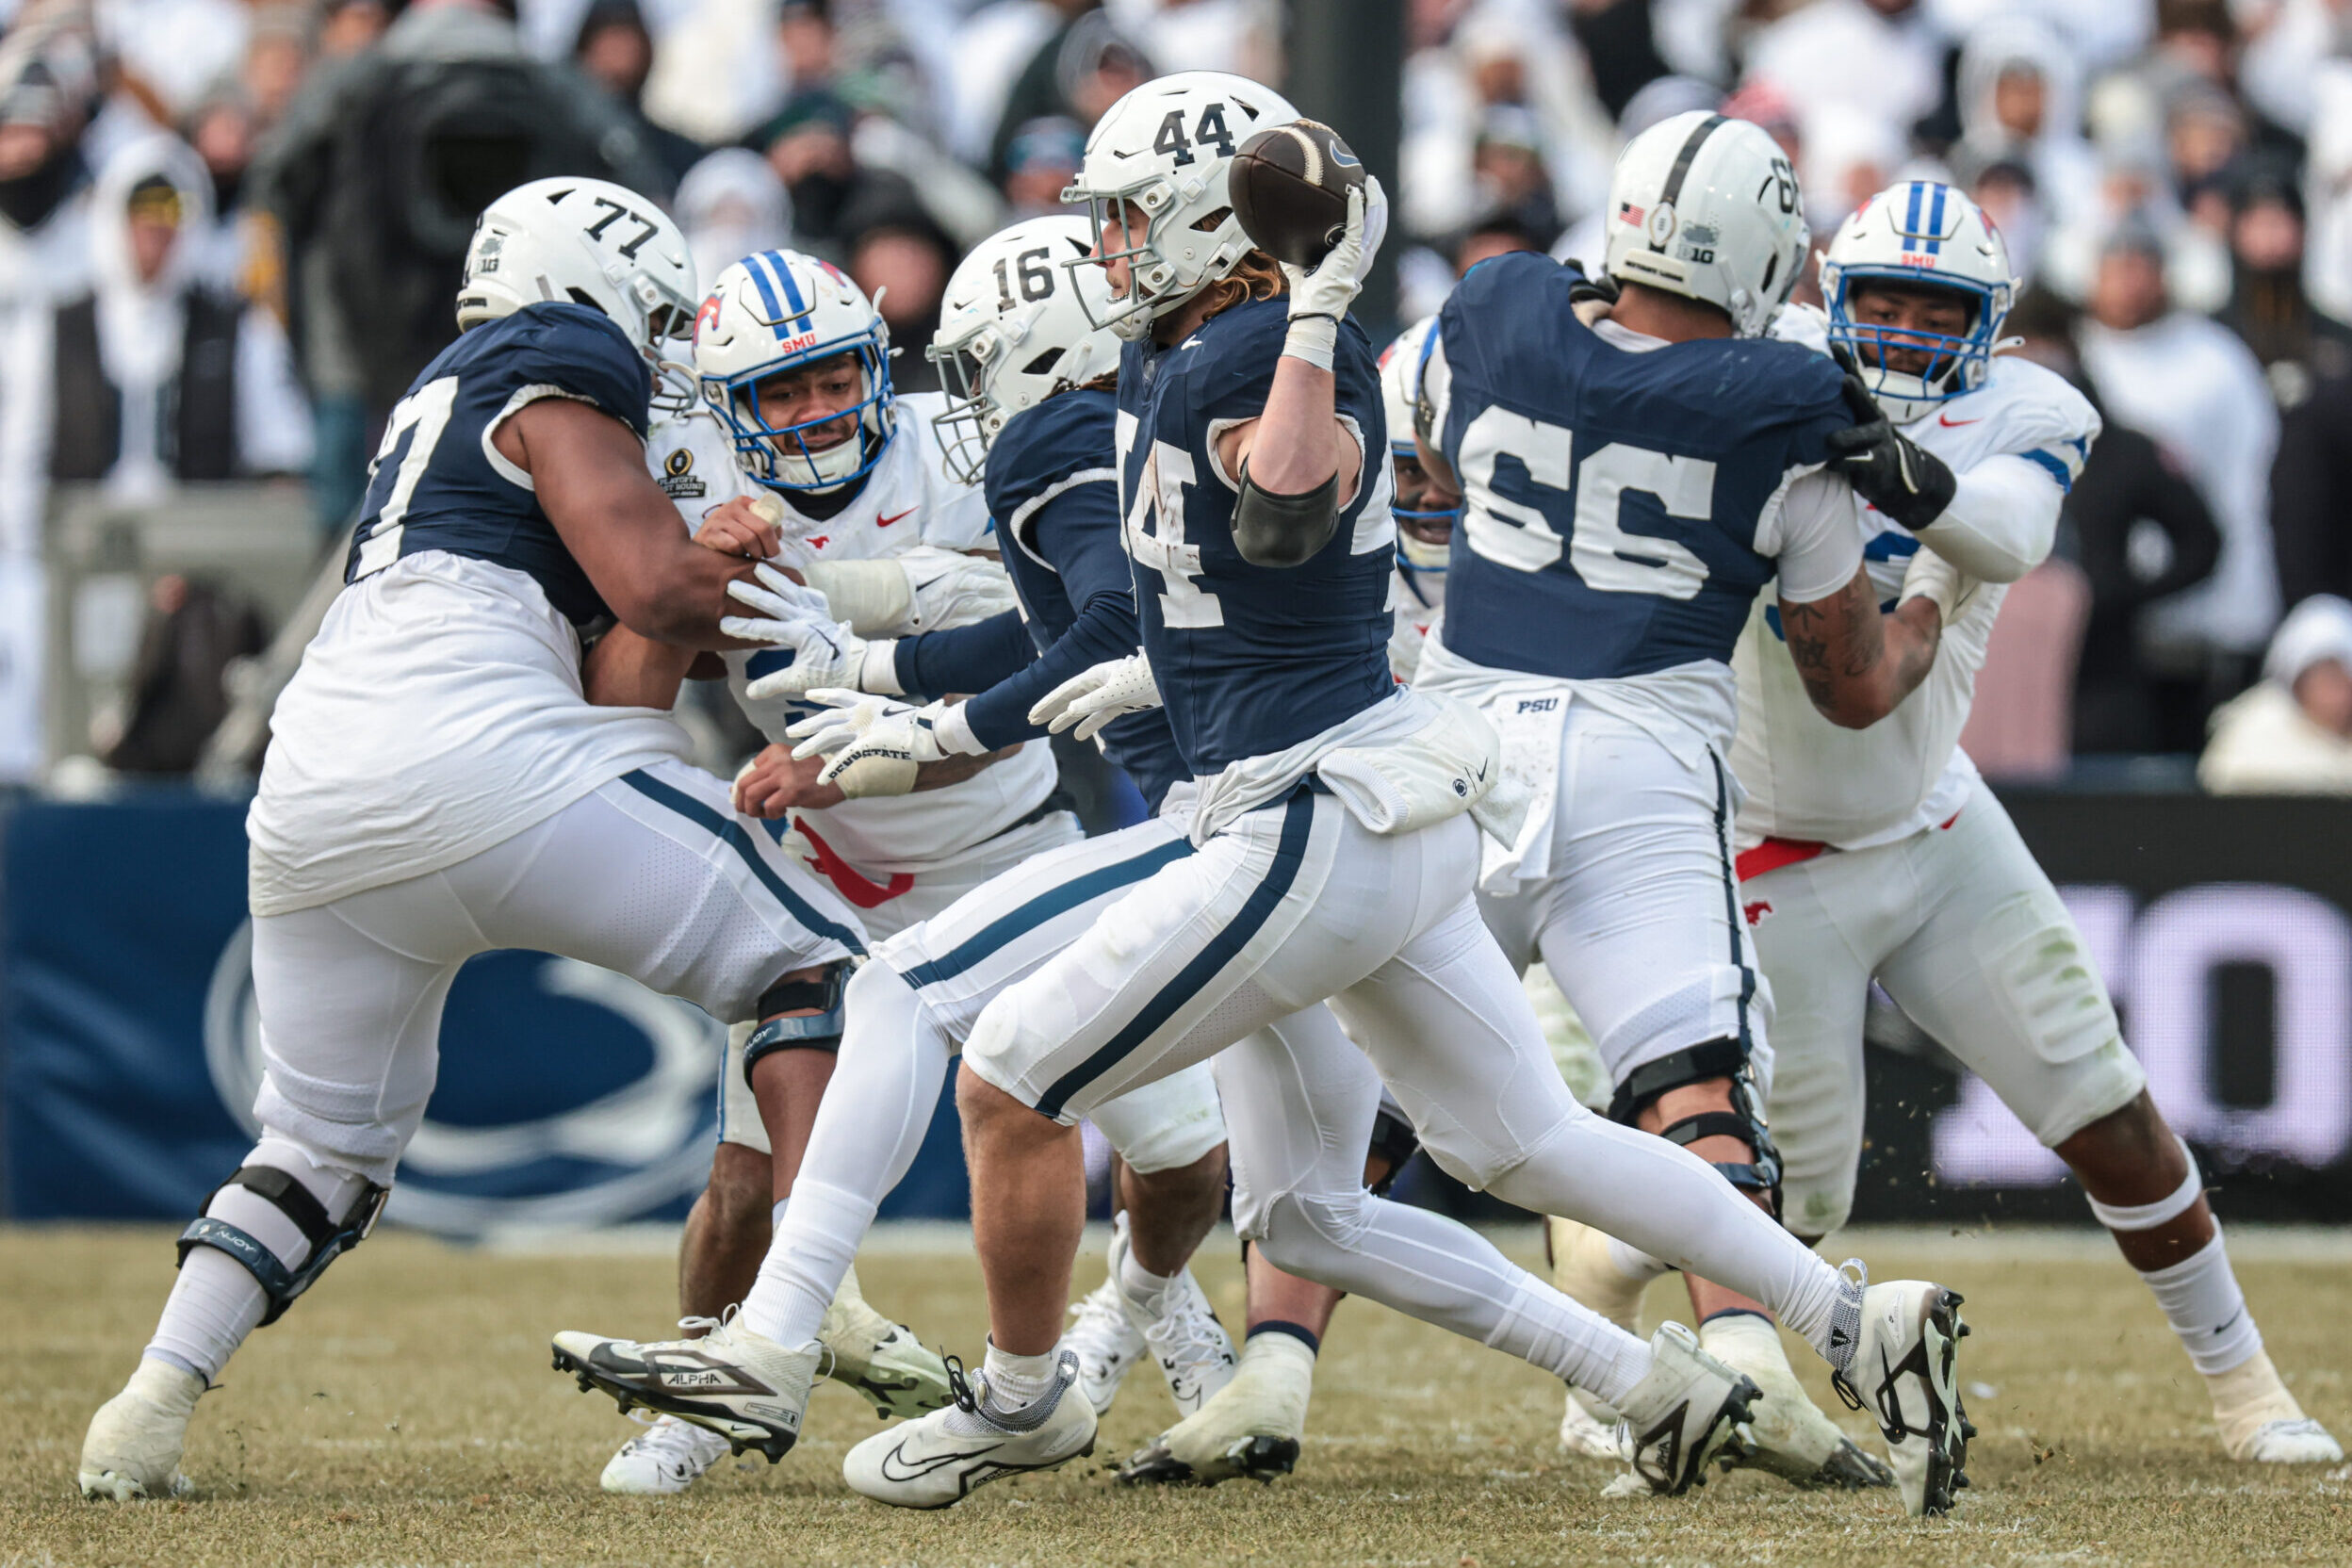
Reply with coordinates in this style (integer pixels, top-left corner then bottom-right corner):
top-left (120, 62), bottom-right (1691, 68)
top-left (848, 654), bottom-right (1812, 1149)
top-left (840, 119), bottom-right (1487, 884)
top-left (1778, 564), bottom-right (1943, 729)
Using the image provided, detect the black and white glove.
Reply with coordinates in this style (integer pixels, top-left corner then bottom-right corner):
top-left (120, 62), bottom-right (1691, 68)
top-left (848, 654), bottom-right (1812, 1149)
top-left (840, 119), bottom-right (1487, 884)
top-left (1566, 267), bottom-right (1619, 325)
top-left (1823, 353), bottom-right (1957, 534)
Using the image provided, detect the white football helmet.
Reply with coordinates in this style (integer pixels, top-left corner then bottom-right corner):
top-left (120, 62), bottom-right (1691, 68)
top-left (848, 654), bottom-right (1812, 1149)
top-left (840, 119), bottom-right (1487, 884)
top-left (1060, 71), bottom-right (1300, 340)
top-left (457, 178), bottom-right (697, 360)
top-left (694, 249), bottom-right (896, 492)
top-left (927, 215), bottom-right (1123, 485)
top-left (1378, 316), bottom-right (1456, 588)
top-left (1821, 180), bottom-right (2017, 424)
top-left (1602, 111), bottom-right (1807, 338)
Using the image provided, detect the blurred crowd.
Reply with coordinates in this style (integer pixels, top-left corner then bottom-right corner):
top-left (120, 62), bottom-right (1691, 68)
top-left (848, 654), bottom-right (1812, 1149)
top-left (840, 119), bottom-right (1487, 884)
top-left (5, 0), bottom-right (2352, 790)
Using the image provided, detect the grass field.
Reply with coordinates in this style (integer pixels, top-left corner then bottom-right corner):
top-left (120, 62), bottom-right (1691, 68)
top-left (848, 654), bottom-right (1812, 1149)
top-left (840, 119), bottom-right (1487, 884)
top-left (7, 1222), bottom-right (2350, 1567)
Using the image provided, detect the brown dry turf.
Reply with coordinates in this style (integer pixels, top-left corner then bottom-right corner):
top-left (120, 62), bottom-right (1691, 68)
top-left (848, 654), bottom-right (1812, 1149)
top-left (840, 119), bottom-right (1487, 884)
top-left (6, 1223), bottom-right (2349, 1566)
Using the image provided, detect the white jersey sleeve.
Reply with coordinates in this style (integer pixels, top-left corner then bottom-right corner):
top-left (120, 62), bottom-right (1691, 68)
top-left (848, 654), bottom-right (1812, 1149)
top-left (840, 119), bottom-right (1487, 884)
top-left (1731, 355), bottom-right (2099, 850)
top-left (1761, 469), bottom-right (1867, 603)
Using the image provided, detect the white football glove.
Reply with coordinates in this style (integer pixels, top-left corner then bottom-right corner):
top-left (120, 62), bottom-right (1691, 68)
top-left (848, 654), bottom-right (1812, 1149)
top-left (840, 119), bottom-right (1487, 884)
top-left (897, 547), bottom-right (1020, 631)
top-left (742, 617), bottom-right (903, 701)
top-left (1027, 654), bottom-right (1162, 743)
top-left (719, 562), bottom-right (836, 644)
top-left (1280, 176), bottom-right (1387, 371)
top-left (1898, 545), bottom-right (1980, 625)
top-left (786, 688), bottom-right (986, 799)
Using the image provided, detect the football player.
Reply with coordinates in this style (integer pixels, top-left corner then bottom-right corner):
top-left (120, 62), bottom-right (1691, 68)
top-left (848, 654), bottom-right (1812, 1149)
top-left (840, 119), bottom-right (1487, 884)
top-left (556, 218), bottom-right (1246, 1470)
top-left (1411, 112), bottom-right (1983, 1513)
top-left (79, 180), bottom-right (868, 1502)
top-left (1558, 181), bottom-right (2341, 1472)
top-left (1379, 316), bottom-right (1459, 683)
top-left (821, 78), bottom-right (1967, 1513)
top-left (578, 244), bottom-right (1238, 1491)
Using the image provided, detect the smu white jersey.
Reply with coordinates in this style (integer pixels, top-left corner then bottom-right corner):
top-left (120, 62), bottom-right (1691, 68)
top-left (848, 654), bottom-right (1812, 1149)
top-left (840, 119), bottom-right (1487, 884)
top-left (646, 399), bottom-right (1056, 874)
top-left (1388, 567), bottom-right (1444, 682)
top-left (1730, 352), bottom-right (2099, 851)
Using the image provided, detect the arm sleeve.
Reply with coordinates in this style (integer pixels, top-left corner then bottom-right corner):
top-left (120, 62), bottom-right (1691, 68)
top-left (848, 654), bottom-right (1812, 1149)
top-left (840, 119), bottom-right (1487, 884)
top-left (1769, 468), bottom-right (1868, 603)
top-left (892, 610), bottom-right (1036, 699)
top-left (957, 482), bottom-right (1145, 750)
top-left (1911, 451), bottom-right (2066, 583)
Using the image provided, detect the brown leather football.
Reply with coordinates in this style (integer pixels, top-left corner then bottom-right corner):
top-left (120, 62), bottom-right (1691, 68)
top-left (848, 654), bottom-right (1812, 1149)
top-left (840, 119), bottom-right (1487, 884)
top-left (1227, 119), bottom-right (1366, 270)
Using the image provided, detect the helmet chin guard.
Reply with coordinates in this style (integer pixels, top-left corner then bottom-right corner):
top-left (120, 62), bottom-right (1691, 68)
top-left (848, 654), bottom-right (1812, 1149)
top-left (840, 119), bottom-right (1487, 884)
top-left (1821, 180), bottom-right (2017, 424)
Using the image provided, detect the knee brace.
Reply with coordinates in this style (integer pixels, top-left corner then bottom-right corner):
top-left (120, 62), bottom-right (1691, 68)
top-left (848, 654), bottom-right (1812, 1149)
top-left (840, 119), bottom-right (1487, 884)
top-left (1608, 1037), bottom-right (1784, 1217)
top-left (1365, 1102), bottom-right (1420, 1198)
top-left (177, 1165), bottom-right (389, 1326)
top-left (744, 961), bottom-right (852, 1082)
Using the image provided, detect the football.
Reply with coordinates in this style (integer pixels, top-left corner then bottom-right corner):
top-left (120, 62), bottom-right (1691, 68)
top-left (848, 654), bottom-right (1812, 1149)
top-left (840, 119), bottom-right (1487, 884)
top-left (1227, 118), bottom-right (1367, 270)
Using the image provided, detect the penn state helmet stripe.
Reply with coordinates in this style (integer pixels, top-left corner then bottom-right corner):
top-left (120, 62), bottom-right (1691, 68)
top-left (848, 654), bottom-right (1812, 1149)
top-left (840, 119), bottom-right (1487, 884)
top-left (1654, 113), bottom-right (1727, 243)
top-left (1034, 789), bottom-right (1316, 1119)
top-left (617, 769), bottom-right (867, 954)
top-left (894, 837), bottom-right (1194, 990)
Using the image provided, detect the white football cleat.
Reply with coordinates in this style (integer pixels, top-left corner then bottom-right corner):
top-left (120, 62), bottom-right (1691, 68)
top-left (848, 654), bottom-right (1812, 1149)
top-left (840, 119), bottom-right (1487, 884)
top-left (1109, 1221), bottom-right (1235, 1416)
top-left (600, 1413), bottom-right (730, 1495)
top-left (553, 1312), bottom-right (823, 1462)
top-left (1831, 1272), bottom-right (1968, 1517)
top-left (822, 1266), bottom-right (955, 1420)
top-left (1612, 1321), bottom-right (1758, 1495)
top-left (1122, 1330), bottom-right (1314, 1486)
top-left (1559, 1387), bottom-right (1625, 1458)
top-left (2208, 1350), bottom-right (2344, 1463)
top-left (78, 1358), bottom-right (203, 1501)
top-left (1064, 1274), bottom-right (1147, 1416)
top-left (1701, 1314), bottom-right (1892, 1491)
top-left (841, 1349), bottom-right (1097, 1509)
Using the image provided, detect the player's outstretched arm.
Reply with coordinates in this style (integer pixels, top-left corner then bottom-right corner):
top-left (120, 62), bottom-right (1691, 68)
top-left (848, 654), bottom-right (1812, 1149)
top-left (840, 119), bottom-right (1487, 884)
top-left (1778, 565), bottom-right (1943, 729)
top-left (503, 397), bottom-right (767, 650)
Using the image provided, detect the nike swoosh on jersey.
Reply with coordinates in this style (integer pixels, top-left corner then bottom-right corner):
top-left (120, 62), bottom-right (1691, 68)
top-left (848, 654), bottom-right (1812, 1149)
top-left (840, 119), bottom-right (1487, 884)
top-left (878, 1437), bottom-right (1003, 1481)
top-left (1938, 414), bottom-right (1982, 427)
top-left (877, 508), bottom-right (915, 527)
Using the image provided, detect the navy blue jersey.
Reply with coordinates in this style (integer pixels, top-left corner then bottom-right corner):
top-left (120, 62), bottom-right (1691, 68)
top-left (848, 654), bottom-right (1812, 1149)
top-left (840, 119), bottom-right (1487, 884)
top-left (984, 390), bottom-right (1187, 811)
top-left (1119, 297), bottom-right (1395, 775)
top-left (1433, 253), bottom-right (1851, 679)
top-left (345, 302), bottom-right (652, 627)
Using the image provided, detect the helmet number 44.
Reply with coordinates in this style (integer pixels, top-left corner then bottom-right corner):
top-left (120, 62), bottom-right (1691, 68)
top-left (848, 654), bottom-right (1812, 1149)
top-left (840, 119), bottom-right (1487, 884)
top-left (1153, 103), bottom-right (1235, 168)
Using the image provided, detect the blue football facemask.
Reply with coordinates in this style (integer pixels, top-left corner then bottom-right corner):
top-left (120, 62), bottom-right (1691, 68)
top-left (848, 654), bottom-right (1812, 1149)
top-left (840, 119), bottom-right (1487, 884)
top-left (1391, 443), bottom-right (1459, 592)
top-left (1824, 268), bottom-right (2000, 416)
top-left (706, 336), bottom-right (897, 494)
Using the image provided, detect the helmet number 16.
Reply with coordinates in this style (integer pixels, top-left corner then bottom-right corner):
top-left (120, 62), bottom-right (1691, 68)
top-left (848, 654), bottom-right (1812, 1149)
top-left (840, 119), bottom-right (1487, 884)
top-left (993, 247), bottom-right (1055, 310)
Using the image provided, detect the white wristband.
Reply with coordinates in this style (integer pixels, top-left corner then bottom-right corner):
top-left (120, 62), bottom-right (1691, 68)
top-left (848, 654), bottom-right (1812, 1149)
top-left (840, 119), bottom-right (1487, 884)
top-left (855, 638), bottom-right (904, 696)
top-left (1282, 315), bottom-right (1338, 372)
top-left (930, 699), bottom-right (986, 756)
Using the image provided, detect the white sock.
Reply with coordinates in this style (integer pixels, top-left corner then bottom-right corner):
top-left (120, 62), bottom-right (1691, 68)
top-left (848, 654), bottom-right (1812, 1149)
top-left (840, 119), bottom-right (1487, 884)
top-left (2142, 1231), bottom-right (2262, 1377)
top-left (738, 966), bottom-right (948, 1347)
top-left (145, 1139), bottom-right (368, 1382)
top-left (982, 1342), bottom-right (1060, 1410)
top-left (1777, 1259), bottom-right (1865, 1374)
top-left (1118, 1244), bottom-right (1174, 1304)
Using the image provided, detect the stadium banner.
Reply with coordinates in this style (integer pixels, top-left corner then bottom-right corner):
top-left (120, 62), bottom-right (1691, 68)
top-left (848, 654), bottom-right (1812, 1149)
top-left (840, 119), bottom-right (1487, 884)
top-left (0, 796), bottom-right (968, 1234)
top-left (3, 789), bottom-right (2349, 1230)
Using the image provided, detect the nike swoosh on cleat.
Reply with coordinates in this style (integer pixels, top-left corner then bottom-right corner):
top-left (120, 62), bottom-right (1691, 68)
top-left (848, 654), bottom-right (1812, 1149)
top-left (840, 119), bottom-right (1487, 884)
top-left (879, 1438), bottom-right (1003, 1482)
